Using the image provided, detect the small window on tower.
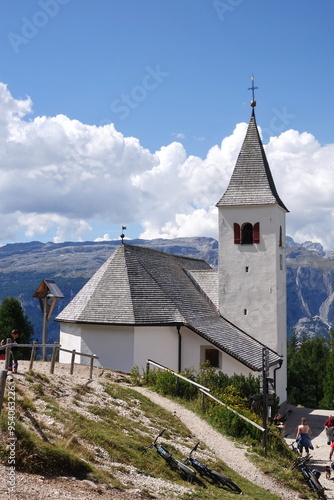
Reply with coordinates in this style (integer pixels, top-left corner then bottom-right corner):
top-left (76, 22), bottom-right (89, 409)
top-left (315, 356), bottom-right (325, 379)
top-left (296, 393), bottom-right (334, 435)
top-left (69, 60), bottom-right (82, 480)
top-left (244, 309), bottom-right (247, 315)
top-left (245, 266), bottom-right (249, 273)
top-left (279, 226), bottom-right (283, 247)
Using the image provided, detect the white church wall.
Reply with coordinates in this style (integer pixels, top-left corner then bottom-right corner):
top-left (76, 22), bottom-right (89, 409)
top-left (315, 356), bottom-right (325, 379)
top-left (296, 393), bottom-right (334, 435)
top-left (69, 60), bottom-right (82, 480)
top-left (59, 322), bottom-right (135, 372)
top-left (81, 325), bottom-right (134, 371)
top-left (218, 204), bottom-right (287, 356)
top-left (181, 327), bottom-right (207, 369)
top-left (218, 203), bottom-right (287, 405)
top-left (220, 353), bottom-right (255, 377)
top-left (133, 325), bottom-right (179, 373)
top-left (180, 327), bottom-right (258, 378)
top-left (59, 324), bottom-right (82, 363)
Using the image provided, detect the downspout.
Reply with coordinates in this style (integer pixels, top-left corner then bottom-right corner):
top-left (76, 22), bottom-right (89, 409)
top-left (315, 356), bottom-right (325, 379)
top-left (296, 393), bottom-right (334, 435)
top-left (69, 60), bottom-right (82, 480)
top-left (273, 358), bottom-right (283, 392)
top-left (177, 326), bottom-right (182, 372)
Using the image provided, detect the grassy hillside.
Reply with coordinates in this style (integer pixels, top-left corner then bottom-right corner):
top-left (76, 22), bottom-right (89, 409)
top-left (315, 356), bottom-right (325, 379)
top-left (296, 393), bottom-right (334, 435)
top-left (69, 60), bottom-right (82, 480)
top-left (0, 362), bottom-right (304, 499)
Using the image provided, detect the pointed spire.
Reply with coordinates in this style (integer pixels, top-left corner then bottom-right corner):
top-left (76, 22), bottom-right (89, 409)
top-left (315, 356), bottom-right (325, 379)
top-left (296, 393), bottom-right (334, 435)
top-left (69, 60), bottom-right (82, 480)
top-left (217, 101), bottom-right (288, 211)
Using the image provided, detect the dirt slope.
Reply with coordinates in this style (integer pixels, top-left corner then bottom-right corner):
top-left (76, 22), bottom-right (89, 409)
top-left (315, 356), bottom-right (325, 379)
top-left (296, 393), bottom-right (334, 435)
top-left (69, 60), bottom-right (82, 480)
top-left (1, 361), bottom-right (331, 499)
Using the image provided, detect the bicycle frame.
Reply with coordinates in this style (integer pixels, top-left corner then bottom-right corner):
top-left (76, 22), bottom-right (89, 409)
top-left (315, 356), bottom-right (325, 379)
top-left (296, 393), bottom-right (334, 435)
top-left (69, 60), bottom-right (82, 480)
top-left (291, 454), bottom-right (327, 499)
top-left (142, 429), bottom-right (196, 482)
top-left (184, 441), bottom-right (242, 494)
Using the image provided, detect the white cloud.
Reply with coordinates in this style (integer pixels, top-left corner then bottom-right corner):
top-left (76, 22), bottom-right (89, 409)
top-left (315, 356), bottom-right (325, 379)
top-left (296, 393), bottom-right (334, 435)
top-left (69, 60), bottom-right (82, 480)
top-left (1, 82), bottom-right (334, 250)
top-left (265, 129), bottom-right (334, 249)
top-left (172, 132), bottom-right (186, 139)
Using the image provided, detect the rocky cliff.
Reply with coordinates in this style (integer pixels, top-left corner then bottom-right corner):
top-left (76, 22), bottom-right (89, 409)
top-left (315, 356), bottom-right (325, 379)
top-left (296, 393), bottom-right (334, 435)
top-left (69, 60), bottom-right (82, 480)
top-left (0, 236), bottom-right (333, 343)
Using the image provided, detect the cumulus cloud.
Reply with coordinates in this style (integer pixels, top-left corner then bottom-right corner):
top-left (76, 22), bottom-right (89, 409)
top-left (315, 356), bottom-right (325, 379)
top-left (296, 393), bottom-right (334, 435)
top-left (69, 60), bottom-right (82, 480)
top-left (1, 82), bottom-right (334, 250)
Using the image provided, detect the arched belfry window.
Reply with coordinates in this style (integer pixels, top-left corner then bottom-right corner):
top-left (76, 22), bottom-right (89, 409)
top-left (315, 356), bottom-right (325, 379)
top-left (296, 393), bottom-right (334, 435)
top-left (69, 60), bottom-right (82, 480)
top-left (242, 223), bottom-right (253, 244)
top-left (234, 222), bottom-right (260, 245)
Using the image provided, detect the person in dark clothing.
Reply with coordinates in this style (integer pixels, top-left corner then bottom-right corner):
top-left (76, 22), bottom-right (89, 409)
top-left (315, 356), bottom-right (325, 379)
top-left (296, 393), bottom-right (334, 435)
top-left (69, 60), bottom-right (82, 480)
top-left (1, 329), bottom-right (21, 372)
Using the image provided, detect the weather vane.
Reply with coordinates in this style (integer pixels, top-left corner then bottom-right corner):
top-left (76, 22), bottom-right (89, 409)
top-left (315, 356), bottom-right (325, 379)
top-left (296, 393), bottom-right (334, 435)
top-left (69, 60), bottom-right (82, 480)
top-left (248, 74), bottom-right (258, 107)
top-left (120, 226), bottom-right (127, 244)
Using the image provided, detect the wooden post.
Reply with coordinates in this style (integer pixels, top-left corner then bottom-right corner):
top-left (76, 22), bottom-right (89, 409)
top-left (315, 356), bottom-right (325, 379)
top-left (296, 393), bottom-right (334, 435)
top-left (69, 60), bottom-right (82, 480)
top-left (201, 391), bottom-right (205, 410)
top-left (89, 356), bottom-right (95, 379)
top-left (146, 362), bottom-right (150, 383)
top-left (50, 345), bottom-right (59, 374)
top-left (0, 369), bottom-right (7, 414)
top-left (70, 350), bottom-right (76, 375)
top-left (5, 338), bottom-right (11, 370)
top-left (29, 343), bottom-right (37, 371)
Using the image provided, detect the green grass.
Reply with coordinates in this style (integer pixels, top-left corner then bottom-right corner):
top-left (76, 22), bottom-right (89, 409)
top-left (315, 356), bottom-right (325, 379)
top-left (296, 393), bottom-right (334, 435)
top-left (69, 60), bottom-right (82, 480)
top-left (0, 372), bottom-right (305, 499)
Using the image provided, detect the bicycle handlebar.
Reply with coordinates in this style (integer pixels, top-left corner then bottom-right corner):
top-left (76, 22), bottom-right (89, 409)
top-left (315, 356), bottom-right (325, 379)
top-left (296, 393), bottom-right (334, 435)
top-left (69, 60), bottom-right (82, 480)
top-left (142, 442), bottom-right (154, 454)
top-left (142, 429), bottom-right (166, 454)
top-left (188, 442), bottom-right (200, 456)
top-left (154, 429), bottom-right (166, 443)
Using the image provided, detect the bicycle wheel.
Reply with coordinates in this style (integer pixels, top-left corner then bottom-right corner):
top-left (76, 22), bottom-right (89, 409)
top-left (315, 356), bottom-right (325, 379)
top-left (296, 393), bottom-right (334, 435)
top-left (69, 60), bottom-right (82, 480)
top-left (210, 470), bottom-right (242, 494)
top-left (310, 478), bottom-right (327, 500)
top-left (171, 459), bottom-right (196, 481)
top-left (303, 471), bottom-right (327, 500)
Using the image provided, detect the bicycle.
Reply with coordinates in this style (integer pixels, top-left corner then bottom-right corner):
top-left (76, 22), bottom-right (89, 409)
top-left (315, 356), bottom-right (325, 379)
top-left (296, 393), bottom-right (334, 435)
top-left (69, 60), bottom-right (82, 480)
top-left (142, 429), bottom-right (196, 482)
top-left (290, 444), bottom-right (327, 500)
top-left (184, 441), bottom-right (242, 494)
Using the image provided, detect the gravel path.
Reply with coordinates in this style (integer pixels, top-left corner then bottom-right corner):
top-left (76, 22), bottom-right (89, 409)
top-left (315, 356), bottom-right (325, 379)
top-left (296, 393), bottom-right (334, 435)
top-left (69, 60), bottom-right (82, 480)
top-left (134, 386), bottom-right (299, 499)
top-left (284, 404), bottom-right (334, 499)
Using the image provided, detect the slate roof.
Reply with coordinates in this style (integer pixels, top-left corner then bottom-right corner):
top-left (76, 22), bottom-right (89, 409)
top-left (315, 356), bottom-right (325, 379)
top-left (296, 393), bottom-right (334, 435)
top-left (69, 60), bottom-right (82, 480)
top-left (56, 243), bottom-right (282, 371)
top-left (216, 108), bottom-right (289, 211)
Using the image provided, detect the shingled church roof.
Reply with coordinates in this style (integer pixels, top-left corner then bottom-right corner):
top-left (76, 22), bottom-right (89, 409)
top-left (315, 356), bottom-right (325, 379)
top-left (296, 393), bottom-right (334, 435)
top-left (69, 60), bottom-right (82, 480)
top-left (56, 243), bottom-right (282, 372)
top-left (216, 108), bottom-right (288, 211)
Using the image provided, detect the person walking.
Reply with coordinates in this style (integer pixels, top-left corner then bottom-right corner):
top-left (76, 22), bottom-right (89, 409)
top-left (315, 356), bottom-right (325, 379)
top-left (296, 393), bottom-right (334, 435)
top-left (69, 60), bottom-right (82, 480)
top-left (324, 415), bottom-right (334, 445)
top-left (296, 417), bottom-right (313, 456)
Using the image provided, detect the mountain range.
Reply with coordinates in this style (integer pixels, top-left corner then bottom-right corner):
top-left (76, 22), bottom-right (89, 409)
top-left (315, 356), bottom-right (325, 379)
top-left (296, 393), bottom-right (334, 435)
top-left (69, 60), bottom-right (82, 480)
top-left (0, 236), bottom-right (333, 345)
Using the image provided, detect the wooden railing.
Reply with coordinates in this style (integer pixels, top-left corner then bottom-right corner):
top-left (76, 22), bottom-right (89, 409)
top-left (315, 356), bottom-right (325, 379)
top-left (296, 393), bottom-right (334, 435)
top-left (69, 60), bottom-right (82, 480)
top-left (0, 342), bottom-right (99, 379)
top-left (0, 342), bottom-right (99, 414)
top-left (146, 359), bottom-right (265, 433)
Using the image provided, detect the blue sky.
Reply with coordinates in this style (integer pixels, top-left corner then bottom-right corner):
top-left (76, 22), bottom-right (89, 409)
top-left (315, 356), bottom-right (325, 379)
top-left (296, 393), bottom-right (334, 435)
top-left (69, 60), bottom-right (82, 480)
top-left (0, 0), bottom-right (334, 248)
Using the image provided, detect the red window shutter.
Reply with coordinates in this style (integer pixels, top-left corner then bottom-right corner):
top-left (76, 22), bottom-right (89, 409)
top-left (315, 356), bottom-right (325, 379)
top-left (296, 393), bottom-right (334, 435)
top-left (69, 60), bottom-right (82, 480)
top-left (234, 223), bottom-right (241, 244)
top-left (254, 222), bottom-right (260, 244)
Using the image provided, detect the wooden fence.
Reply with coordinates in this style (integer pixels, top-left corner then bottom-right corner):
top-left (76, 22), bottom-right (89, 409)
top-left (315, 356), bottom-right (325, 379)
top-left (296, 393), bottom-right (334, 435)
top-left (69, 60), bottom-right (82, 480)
top-left (0, 342), bottom-right (99, 413)
top-left (0, 341), bottom-right (98, 378)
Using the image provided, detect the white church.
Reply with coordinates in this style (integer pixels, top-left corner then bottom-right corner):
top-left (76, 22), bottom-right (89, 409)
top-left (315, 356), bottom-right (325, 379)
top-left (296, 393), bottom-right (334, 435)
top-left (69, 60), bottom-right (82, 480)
top-left (56, 97), bottom-right (288, 405)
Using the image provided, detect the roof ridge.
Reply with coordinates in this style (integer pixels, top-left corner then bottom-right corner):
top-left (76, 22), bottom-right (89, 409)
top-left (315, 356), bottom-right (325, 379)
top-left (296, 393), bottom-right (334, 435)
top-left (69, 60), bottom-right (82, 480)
top-left (123, 242), bottom-right (208, 263)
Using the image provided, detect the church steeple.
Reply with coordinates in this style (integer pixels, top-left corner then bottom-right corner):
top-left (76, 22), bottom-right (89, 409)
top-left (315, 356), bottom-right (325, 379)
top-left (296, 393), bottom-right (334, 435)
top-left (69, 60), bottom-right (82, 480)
top-left (216, 80), bottom-right (288, 405)
top-left (217, 84), bottom-right (288, 212)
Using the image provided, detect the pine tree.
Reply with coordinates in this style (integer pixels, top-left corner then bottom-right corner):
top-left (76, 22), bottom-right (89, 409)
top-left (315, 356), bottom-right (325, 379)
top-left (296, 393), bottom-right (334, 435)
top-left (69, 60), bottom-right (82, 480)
top-left (0, 297), bottom-right (34, 359)
top-left (320, 330), bottom-right (334, 408)
top-left (288, 335), bottom-right (329, 408)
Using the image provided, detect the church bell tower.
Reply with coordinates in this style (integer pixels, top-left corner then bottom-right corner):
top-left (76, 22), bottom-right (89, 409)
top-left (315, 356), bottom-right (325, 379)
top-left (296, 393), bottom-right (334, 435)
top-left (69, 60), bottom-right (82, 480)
top-left (216, 78), bottom-right (288, 402)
